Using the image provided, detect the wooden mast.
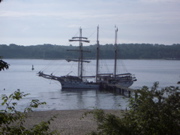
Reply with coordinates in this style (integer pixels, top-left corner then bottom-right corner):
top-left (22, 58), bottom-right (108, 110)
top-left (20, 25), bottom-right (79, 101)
top-left (69, 28), bottom-right (90, 79)
top-left (79, 28), bottom-right (83, 79)
top-left (96, 26), bottom-right (100, 82)
top-left (114, 27), bottom-right (118, 77)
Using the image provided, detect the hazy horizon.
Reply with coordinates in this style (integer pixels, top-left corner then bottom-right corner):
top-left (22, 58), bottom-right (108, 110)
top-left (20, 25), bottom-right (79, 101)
top-left (1, 0), bottom-right (180, 46)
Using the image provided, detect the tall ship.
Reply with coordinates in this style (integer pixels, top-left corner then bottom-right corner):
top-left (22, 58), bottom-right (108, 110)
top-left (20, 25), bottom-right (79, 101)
top-left (38, 26), bottom-right (136, 89)
top-left (38, 28), bottom-right (99, 89)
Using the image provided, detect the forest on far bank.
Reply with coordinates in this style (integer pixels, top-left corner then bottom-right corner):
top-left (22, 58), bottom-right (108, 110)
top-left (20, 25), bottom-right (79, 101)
top-left (0, 43), bottom-right (180, 60)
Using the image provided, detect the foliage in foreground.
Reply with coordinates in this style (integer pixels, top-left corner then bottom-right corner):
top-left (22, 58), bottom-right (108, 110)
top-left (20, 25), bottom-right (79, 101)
top-left (86, 82), bottom-right (180, 135)
top-left (0, 58), bottom-right (9, 71)
top-left (0, 89), bottom-right (59, 135)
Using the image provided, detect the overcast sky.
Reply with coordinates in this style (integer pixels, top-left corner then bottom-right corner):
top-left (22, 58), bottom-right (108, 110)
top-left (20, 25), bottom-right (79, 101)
top-left (0, 0), bottom-right (180, 46)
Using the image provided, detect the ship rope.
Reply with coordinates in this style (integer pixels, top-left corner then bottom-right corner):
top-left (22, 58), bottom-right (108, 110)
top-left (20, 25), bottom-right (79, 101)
top-left (104, 60), bottom-right (111, 73)
top-left (67, 62), bottom-right (77, 76)
top-left (88, 29), bottom-right (96, 39)
top-left (117, 59), bottom-right (129, 74)
top-left (40, 60), bottom-right (58, 72)
top-left (99, 60), bottom-right (111, 74)
top-left (39, 60), bottom-right (68, 75)
top-left (83, 60), bottom-right (96, 76)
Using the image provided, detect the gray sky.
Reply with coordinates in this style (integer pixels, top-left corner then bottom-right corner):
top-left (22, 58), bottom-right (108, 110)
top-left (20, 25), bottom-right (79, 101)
top-left (0, 0), bottom-right (180, 46)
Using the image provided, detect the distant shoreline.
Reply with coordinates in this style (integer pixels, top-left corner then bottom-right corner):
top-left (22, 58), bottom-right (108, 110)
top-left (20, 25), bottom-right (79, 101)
top-left (1, 44), bottom-right (180, 60)
top-left (3, 58), bottom-right (180, 60)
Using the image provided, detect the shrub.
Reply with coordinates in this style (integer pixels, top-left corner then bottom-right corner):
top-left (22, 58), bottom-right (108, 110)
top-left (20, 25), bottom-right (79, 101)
top-left (87, 82), bottom-right (180, 135)
top-left (0, 89), bottom-right (59, 135)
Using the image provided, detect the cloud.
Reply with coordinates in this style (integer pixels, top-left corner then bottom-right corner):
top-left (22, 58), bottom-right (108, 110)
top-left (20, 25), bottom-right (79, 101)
top-left (0, 0), bottom-right (180, 45)
top-left (139, 0), bottom-right (180, 2)
top-left (140, 0), bottom-right (179, 3)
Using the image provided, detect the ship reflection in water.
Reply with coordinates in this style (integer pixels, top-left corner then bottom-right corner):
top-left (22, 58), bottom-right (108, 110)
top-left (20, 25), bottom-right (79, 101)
top-left (37, 88), bottom-right (129, 111)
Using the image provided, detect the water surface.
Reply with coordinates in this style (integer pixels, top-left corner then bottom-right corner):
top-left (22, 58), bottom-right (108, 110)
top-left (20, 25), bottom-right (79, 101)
top-left (1, 59), bottom-right (179, 111)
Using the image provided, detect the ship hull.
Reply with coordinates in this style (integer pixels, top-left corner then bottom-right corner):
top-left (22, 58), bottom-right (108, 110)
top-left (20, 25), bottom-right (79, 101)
top-left (117, 81), bottom-right (134, 88)
top-left (57, 75), bottom-right (99, 89)
top-left (60, 81), bottom-right (133, 89)
top-left (97, 73), bottom-right (136, 88)
top-left (60, 81), bottom-right (99, 89)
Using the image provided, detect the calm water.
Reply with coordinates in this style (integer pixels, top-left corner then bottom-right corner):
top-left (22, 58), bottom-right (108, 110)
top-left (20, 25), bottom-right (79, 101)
top-left (1, 59), bottom-right (180, 111)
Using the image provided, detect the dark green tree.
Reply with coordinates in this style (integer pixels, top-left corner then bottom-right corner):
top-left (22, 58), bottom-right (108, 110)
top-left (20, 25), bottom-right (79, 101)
top-left (0, 59), bottom-right (9, 71)
top-left (0, 43), bottom-right (180, 59)
top-left (86, 82), bottom-right (180, 135)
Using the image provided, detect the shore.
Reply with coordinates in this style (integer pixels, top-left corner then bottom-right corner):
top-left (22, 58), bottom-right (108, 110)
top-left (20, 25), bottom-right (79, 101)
top-left (25, 109), bottom-right (124, 135)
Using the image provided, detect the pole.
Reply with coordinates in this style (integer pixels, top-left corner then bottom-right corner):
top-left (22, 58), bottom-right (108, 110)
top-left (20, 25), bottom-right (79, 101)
top-left (96, 26), bottom-right (100, 82)
top-left (114, 27), bottom-right (118, 77)
top-left (79, 28), bottom-right (83, 79)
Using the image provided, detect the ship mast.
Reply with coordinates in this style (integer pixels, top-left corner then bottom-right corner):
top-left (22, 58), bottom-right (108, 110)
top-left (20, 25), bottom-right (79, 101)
top-left (96, 26), bottom-right (100, 82)
top-left (69, 28), bottom-right (90, 79)
top-left (114, 27), bottom-right (118, 77)
top-left (79, 28), bottom-right (83, 79)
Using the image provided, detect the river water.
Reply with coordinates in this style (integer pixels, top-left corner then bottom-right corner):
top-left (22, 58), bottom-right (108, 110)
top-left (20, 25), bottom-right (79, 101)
top-left (0, 59), bottom-right (180, 111)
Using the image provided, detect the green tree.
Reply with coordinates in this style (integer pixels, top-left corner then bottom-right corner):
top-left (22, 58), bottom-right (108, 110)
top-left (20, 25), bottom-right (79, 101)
top-left (0, 89), bottom-right (59, 135)
top-left (87, 82), bottom-right (180, 135)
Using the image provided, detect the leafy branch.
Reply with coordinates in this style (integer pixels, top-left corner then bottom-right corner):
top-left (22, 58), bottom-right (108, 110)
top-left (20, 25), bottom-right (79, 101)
top-left (0, 89), bottom-right (59, 135)
top-left (85, 83), bottom-right (180, 135)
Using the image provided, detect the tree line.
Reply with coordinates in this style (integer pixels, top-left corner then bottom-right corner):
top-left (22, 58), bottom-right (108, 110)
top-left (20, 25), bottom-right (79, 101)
top-left (0, 43), bottom-right (180, 59)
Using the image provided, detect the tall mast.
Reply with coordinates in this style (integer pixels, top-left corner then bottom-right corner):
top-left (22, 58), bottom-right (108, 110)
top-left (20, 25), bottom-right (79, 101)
top-left (114, 27), bottom-right (118, 77)
top-left (69, 27), bottom-right (90, 79)
top-left (96, 26), bottom-right (100, 82)
top-left (79, 28), bottom-right (83, 79)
